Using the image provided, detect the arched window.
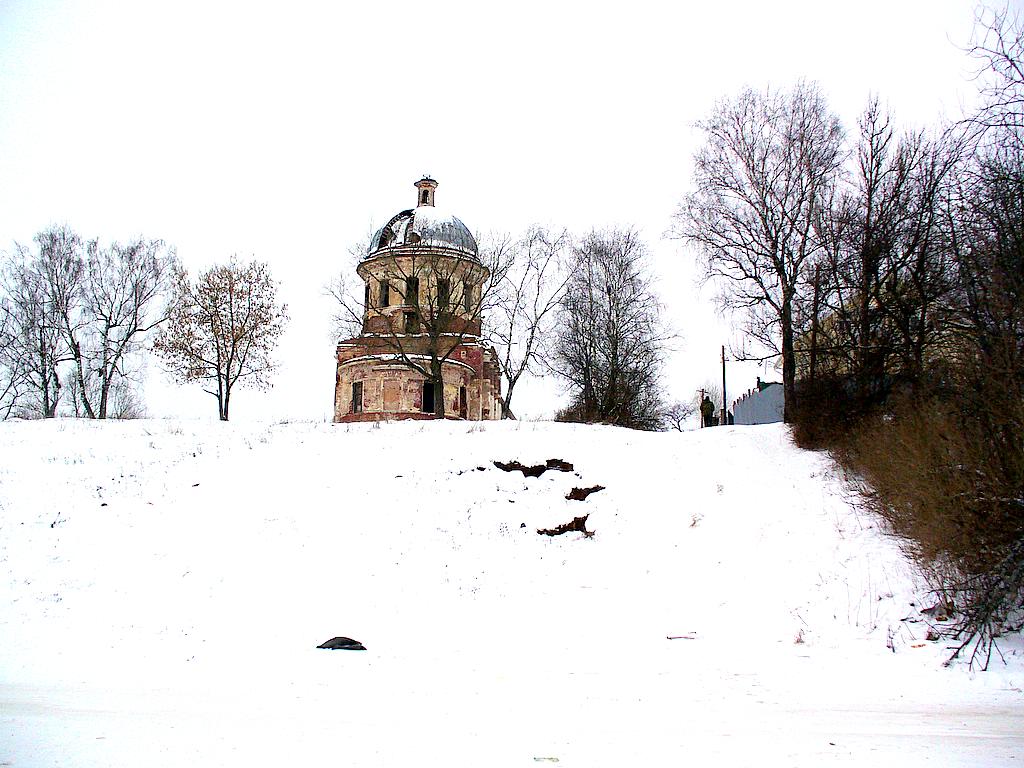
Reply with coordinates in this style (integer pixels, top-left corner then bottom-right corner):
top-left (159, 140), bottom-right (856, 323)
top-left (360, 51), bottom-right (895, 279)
top-left (351, 381), bottom-right (363, 414)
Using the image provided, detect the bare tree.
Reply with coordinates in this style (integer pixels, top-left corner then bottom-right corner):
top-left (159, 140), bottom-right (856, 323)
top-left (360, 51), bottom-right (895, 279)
top-left (489, 226), bottom-right (571, 418)
top-left (23, 227), bottom-right (175, 419)
top-left (326, 231), bottom-right (375, 342)
top-left (155, 258), bottom-right (288, 421)
top-left (73, 238), bottom-right (175, 418)
top-left (811, 101), bottom-right (961, 396)
top-left (813, 100), bottom-right (908, 389)
top-left (676, 81), bottom-right (844, 421)
top-left (0, 244), bottom-right (67, 417)
top-left (966, 4), bottom-right (1024, 146)
top-left (552, 228), bottom-right (667, 431)
top-left (662, 400), bottom-right (696, 431)
top-left (0, 302), bottom-right (27, 418)
top-left (329, 232), bottom-right (512, 419)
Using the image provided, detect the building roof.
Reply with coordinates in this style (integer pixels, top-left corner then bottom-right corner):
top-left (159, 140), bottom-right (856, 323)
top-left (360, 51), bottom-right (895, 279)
top-left (365, 179), bottom-right (478, 260)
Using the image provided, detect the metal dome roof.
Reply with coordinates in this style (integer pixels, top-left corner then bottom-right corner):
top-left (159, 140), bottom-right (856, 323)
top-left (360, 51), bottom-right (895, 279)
top-left (365, 179), bottom-right (478, 260)
top-left (366, 205), bottom-right (478, 260)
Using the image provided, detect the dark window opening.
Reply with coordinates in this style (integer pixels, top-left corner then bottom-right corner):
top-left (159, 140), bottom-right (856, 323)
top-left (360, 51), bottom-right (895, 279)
top-left (404, 311), bottom-right (418, 334)
top-left (438, 279), bottom-right (450, 311)
top-left (352, 381), bottom-right (363, 414)
top-left (459, 386), bottom-right (467, 419)
top-left (463, 281), bottom-right (474, 313)
top-left (406, 232), bottom-right (421, 245)
top-left (364, 284), bottom-right (370, 314)
top-left (405, 276), bottom-right (419, 305)
top-left (421, 189), bottom-right (429, 205)
top-left (422, 381), bottom-right (435, 413)
top-left (379, 280), bottom-right (390, 308)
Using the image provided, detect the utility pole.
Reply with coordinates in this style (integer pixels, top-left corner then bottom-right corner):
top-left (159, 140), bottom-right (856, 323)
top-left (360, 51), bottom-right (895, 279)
top-left (721, 345), bottom-right (727, 425)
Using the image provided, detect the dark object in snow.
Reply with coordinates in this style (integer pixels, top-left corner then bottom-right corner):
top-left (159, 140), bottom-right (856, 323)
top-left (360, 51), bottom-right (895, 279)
top-left (545, 458), bottom-right (574, 472)
top-left (317, 636), bottom-right (366, 651)
top-left (565, 485), bottom-right (605, 501)
top-left (493, 458), bottom-right (574, 477)
top-left (538, 514), bottom-right (594, 538)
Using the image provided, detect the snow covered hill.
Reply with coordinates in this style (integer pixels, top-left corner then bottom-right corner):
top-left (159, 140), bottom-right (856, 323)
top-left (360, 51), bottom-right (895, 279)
top-left (1, 419), bottom-right (1021, 766)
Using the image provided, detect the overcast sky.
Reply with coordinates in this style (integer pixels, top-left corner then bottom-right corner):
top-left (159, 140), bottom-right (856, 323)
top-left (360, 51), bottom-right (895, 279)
top-left (0, 0), bottom-right (1000, 421)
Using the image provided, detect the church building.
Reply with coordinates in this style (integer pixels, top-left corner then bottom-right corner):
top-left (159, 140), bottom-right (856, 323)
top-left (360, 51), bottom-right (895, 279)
top-left (333, 178), bottom-right (502, 423)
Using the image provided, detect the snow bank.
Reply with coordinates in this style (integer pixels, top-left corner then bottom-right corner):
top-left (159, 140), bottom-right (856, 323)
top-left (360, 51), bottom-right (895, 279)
top-left (0, 419), bottom-right (1021, 766)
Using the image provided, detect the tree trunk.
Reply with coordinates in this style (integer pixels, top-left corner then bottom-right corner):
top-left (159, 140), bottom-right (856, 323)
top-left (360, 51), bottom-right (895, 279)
top-left (71, 342), bottom-right (96, 419)
top-left (431, 357), bottom-right (445, 419)
top-left (781, 299), bottom-right (797, 423)
top-left (500, 391), bottom-right (517, 420)
top-left (500, 374), bottom-right (519, 419)
top-left (45, 376), bottom-right (59, 419)
top-left (218, 374), bottom-right (229, 421)
top-left (40, 343), bottom-right (57, 418)
top-left (98, 377), bottom-right (109, 420)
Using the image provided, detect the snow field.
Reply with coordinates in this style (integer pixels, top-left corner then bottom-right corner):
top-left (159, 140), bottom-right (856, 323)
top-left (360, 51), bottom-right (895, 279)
top-left (0, 419), bottom-right (1021, 766)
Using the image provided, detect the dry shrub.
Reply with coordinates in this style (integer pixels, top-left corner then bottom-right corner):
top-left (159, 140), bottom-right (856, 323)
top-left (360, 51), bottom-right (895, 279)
top-left (839, 388), bottom-right (1024, 667)
top-left (842, 400), bottom-right (987, 565)
top-left (790, 373), bottom-right (890, 450)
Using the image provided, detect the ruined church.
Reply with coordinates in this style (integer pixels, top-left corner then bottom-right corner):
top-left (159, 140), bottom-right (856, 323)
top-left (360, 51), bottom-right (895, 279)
top-left (333, 178), bottom-right (502, 423)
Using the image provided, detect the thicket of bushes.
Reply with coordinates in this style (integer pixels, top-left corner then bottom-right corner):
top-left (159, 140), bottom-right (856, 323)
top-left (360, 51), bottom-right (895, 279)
top-left (794, 372), bottom-right (1022, 666)
top-left (772, 9), bottom-right (1024, 668)
top-left (789, 134), bottom-right (1024, 667)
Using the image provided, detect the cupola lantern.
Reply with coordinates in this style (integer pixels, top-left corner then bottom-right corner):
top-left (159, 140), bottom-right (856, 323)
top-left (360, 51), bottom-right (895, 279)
top-left (415, 176), bottom-right (437, 207)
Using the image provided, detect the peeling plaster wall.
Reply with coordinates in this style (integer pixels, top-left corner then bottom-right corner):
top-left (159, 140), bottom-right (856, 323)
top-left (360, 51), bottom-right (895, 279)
top-left (334, 350), bottom-right (496, 423)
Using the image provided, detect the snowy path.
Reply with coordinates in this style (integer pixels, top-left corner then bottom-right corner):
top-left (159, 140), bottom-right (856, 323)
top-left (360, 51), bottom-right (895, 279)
top-left (1, 420), bottom-right (1021, 766)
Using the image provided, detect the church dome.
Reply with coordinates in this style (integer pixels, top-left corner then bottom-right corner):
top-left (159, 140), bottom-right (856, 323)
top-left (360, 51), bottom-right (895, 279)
top-left (365, 178), bottom-right (479, 260)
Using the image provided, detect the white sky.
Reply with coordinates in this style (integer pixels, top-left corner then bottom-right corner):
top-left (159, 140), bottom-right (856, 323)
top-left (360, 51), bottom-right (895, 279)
top-left (0, 0), bottom-right (998, 421)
